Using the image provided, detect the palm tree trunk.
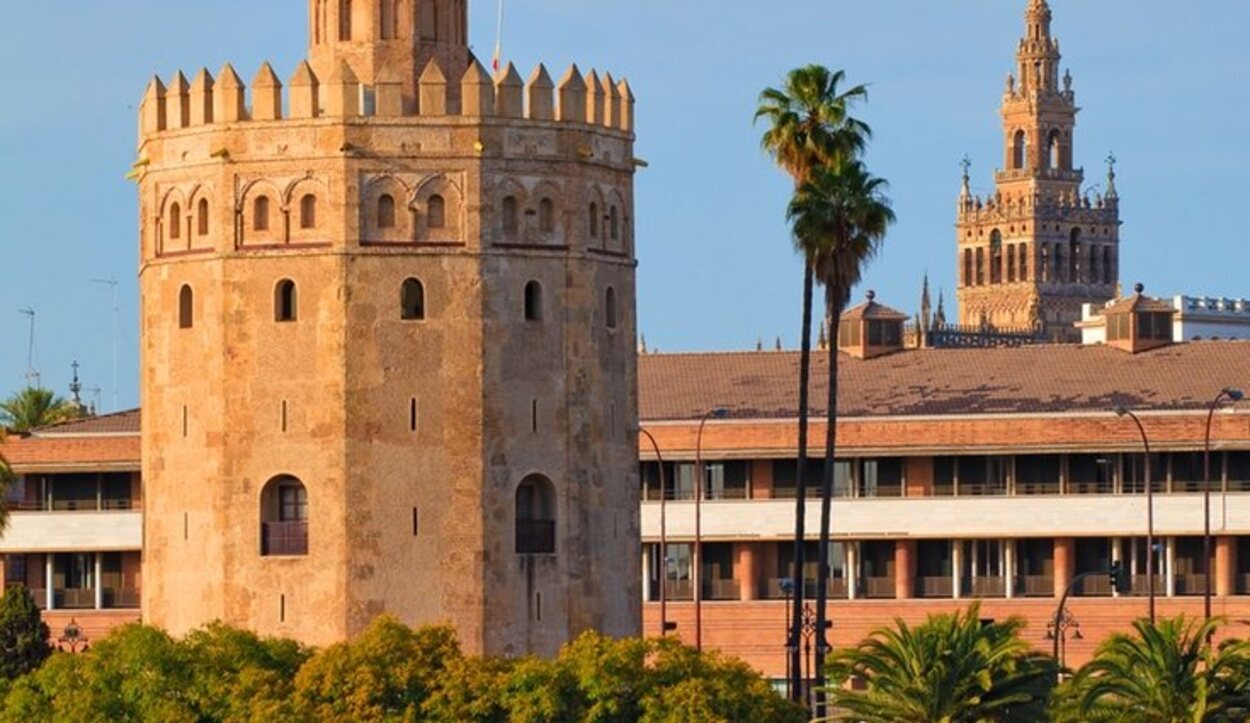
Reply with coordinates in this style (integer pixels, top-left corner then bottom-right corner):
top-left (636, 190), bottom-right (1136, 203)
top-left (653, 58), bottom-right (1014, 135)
top-left (788, 262), bottom-right (814, 705)
top-left (813, 290), bottom-right (841, 720)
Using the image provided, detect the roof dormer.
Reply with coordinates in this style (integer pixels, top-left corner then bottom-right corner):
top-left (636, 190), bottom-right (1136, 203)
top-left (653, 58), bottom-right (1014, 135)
top-left (1100, 283), bottom-right (1176, 353)
top-left (838, 291), bottom-right (908, 360)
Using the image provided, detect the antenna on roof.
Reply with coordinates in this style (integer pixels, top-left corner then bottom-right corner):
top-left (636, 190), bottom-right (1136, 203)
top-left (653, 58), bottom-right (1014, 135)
top-left (17, 307), bottom-right (39, 388)
top-left (91, 278), bottom-right (120, 412)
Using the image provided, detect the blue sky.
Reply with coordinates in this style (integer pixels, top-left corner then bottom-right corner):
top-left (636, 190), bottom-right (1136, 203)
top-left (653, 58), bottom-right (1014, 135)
top-left (2, 1), bottom-right (1248, 410)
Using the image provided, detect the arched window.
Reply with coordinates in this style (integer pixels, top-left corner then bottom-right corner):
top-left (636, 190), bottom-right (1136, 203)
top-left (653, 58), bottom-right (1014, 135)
top-left (1053, 243), bottom-right (1065, 283)
top-left (299, 195), bottom-right (317, 229)
top-left (962, 249), bottom-right (973, 288)
top-left (254, 196), bottom-right (270, 231)
top-left (975, 247), bottom-right (985, 286)
top-left (1012, 130), bottom-right (1027, 170)
top-left (401, 278), bottom-right (425, 320)
top-left (501, 196), bottom-right (518, 236)
top-left (197, 198), bottom-right (210, 236)
top-left (1069, 228), bottom-right (1082, 283)
top-left (1089, 245), bottom-right (1099, 285)
top-left (989, 230), bottom-right (1003, 284)
top-left (275, 279), bottom-right (298, 322)
top-left (516, 475), bottom-right (555, 554)
top-left (428, 194), bottom-right (446, 229)
top-left (1019, 243), bottom-right (1029, 282)
top-left (1048, 130), bottom-right (1062, 170)
top-left (524, 280), bottom-right (543, 322)
top-left (1041, 244), bottom-right (1050, 282)
top-left (605, 287), bottom-right (617, 330)
top-left (339, 0), bottom-right (352, 41)
top-left (1103, 246), bottom-right (1113, 285)
top-left (179, 285), bottom-right (194, 329)
top-left (380, 0), bottom-right (395, 39)
top-left (609, 206), bottom-right (620, 242)
top-left (377, 194), bottom-right (396, 229)
top-left (589, 203), bottom-right (599, 238)
top-left (261, 475), bottom-right (308, 556)
top-left (539, 198), bottom-right (555, 234)
top-left (1007, 243), bottom-right (1017, 283)
top-left (169, 203), bottom-right (182, 240)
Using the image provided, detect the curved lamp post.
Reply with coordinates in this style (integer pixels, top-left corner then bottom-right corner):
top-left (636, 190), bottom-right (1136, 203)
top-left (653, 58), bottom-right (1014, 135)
top-left (1204, 388), bottom-right (1243, 622)
top-left (639, 426), bottom-right (670, 639)
top-left (1115, 406), bottom-right (1156, 623)
top-left (694, 406), bottom-right (728, 653)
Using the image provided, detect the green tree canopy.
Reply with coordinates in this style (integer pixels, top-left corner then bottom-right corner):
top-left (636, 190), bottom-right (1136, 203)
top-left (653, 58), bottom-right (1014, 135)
top-left (823, 604), bottom-right (1056, 722)
top-left (0, 586), bottom-right (49, 681)
top-left (0, 387), bottom-right (82, 434)
top-left (1054, 616), bottom-right (1250, 722)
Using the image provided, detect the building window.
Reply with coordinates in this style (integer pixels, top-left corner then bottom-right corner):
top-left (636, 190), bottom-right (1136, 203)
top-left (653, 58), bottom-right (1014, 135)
top-left (1015, 455), bottom-right (1060, 495)
top-left (605, 287), bottom-right (617, 329)
top-left (1048, 129), bottom-right (1062, 170)
top-left (380, 0), bottom-right (397, 39)
top-left (169, 203), bottom-right (182, 240)
top-left (538, 198), bottom-right (555, 235)
top-left (962, 249), bottom-right (972, 288)
top-left (196, 198), bottom-right (210, 236)
top-left (261, 475), bottom-right (309, 557)
top-left (275, 279), bottom-right (298, 322)
top-left (1007, 243), bottom-right (1016, 283)
top-left (254, 196), bottom-right (270, 231)
top-left (989, 230), bottom-right (1003, 284)
top-left (378, 194), bottom-right (396, 229)
top-left (859, 459), bottom-right (903, 498)
top-left (1137, 312), bottom-right (1172, 342)
top-left (299, 195), bottom-right (317, 229)
top-left (516, 475), bottom-right (555, 554)
top-left (589, 203), bottom-right (599, 238)
top-left (1053, 243), bottom-right (1065, 283)
top-left (975, 247), bottom-right (985, 286)
top-left (339, 0), bottom-right (352, 41)
top-left (524, 281), bottom-right (543, 321)
top-left (502, 196), bottom-right (518, 237)
top-left (1069, 229), bottom-right (1082, 283)
top-left (178, 285), bottom-right (194, 329)
top-left (1103, 247), bottom-right (1113, 285)
top-left (1012, 130), bottom-right (1026, 170)
top-left (428, 194), bottom-right (446, 229)
top-left (401, 278), bottom-right (425, 320)
top-left (609, 206), bottom-right (620, 242)
top-left (1019, 243), bottom-right (1029, 282)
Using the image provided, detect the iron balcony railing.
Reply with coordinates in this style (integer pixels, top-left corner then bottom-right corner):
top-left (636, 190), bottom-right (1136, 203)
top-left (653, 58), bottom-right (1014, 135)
top-left (262, 521), bottom-right (309, 556)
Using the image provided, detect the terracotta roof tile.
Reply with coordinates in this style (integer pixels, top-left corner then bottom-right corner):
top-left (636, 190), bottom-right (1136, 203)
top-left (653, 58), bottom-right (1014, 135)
top-left (31, 409), bottom-right (140, 437)
top-left (639, 341), bottom-right (1250, 421)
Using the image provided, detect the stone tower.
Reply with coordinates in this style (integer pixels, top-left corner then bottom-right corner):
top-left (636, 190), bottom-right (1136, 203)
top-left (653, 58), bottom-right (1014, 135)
top-left (135, 0), bottom-right (641, 656)
top-left (956, 0), bottom-right (1120, 340)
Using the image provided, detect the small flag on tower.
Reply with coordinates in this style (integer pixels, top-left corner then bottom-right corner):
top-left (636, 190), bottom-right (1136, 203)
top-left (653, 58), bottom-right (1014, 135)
top-left (492, 0), bottom-right (506, 73)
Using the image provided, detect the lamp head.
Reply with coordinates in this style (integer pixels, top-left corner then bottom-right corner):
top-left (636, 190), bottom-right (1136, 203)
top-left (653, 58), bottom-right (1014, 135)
top-left (1225, 388), bottom-right (1245, 403)
top-left (711, 407), bottom-right (729, 419)
top-left (1114, 406), bottom-right (1130, 418)
top-left (779, 578), bottom-right (795, 595)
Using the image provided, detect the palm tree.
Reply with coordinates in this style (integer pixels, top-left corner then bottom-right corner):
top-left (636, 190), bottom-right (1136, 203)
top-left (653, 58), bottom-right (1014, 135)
top-left (1054, 617), bottom-right (1250, 722)
top-left (0, 387), bottom-right (80, 433)
top-left (755, 65), bottom-right (870, 703)
top-left (822, 604), bottom-right (1056, 722)
top-left (787, 157), bottom-right (894, 708)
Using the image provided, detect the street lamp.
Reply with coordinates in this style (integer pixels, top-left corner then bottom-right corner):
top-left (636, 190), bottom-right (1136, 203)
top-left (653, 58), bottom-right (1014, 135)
top-left (694, 406), bottom-right (728, 653)
top-left (779, 578), bottom-right (795, 701)
top-left (1115, 406), bottom-right (1156, 623)
top-left (639, 426), bottom-right (671, 639)
top-left (1045, 608), bottom-right (1082, 676)
top-left (1204, 388), bottom-right (1243, 622)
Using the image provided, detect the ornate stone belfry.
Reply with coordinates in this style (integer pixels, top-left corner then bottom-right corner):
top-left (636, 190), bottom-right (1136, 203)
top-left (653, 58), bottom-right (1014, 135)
top-left (956, 0), bottom-right (1121, 340)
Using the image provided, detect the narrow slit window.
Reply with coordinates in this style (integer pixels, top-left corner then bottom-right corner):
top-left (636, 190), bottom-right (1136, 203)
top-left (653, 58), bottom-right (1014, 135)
top-left (378, 194), bottom-right (396, 229)
top-left (178, 285), bottom-right (194, 329)
top-left (412, 507), bottom-right (419, 536)
top-left (339, 0), bottom-right (352, 40)
top-left (609, 206), bottom-right (620, 242)
top-left (539, 198), bottom-right (555, 234)
top-left (589, 203), bottom-right (599, 238)
top-left (605, 287), bottom-right (617, 330)
top-left (428, 195), bottom-right (446, 229)
top-left (531, 399), bottom-right (538, 434)
top-left (401, 278), bottom-right (425, 320)
top-left (281, 400), bottom-right (288, 433)
top-left (524, 281), bottom-right (543, 321)
top-left (409, 398), bottom-right (418, 431)
top-left (502, 196), bottom-right (519, 237)
top-left (254, 196), bottom-right (270, 231)
top-left (299, 194), bottom-right (317, 229)
top-left (280, 594), bottom-right (286, 622)
top-left (170, 203), bottom-right (182, 240)
top-left (197, 198), bottom-right (210, 236)
top-left (275, 279), bottom-right (298, 322)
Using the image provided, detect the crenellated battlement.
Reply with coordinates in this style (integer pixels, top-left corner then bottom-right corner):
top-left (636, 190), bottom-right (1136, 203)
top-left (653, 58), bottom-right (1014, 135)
top-left (138, 58), bottom-right (635, 143)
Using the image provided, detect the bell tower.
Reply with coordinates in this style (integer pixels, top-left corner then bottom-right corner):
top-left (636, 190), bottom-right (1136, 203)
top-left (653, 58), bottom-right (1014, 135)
top-left (956, 0), bottom-right (1121, 340)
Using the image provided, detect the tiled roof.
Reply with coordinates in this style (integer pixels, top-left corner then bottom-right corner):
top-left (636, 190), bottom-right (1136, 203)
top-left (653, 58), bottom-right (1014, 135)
top-left (31, 409), bottom-right (140, 437)
top-left (1099, 293), bottom-right (1175, 316)
top-left (841, 299), bottom-right (909, 321)
top-left (639, 341), bottom-right (1250, 421)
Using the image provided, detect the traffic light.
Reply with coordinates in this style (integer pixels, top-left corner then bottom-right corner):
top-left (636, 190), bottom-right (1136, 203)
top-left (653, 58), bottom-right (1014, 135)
top-left (1109, 561), bottom-right (1131, 595)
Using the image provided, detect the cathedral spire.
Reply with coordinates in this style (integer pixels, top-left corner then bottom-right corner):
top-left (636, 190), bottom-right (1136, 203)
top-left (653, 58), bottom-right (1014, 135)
top-left (1017, 0), bottom-right (1061, 95)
